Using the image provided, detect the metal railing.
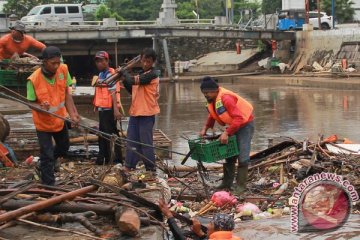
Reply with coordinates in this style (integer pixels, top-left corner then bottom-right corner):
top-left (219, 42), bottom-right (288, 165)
top-left (17, 18), bottom-right (218, 30)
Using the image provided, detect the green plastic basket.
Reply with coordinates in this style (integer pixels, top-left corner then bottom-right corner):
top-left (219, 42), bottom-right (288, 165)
top-left (0, 70), bottom-right (31, 87)
top-left (188, 136), bottom-right (239, 163)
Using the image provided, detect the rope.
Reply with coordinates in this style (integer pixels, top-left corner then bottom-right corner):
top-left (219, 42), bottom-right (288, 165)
top-left (0, 88), bottom-right (187, 156)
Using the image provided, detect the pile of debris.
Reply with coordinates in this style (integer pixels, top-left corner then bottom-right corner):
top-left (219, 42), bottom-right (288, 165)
top-left (0, 164), bottom-right (171, 239)
top-left (162, 135), bottom-right (359, 225)
top-left (0, 54), bottom-right (41, 72)
top-left (0, 134), bottom-right (359, 239)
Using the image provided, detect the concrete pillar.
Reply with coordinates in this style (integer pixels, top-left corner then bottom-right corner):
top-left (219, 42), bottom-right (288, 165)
top-left (162, 38), bottom-right (173, 81)
top-left (157, 0), bottom-right (178, 25)
top-left (152, 37), bottom-right (159, 68)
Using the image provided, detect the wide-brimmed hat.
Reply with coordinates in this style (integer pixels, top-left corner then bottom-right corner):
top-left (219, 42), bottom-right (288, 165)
top-left (9, 21), bottom-right (26, 34)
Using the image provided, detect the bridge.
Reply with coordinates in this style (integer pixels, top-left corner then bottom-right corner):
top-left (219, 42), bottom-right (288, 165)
top-left (1, 19), bottom-right (294, 44)
top-left (0, 0), bottom-right (294, 80)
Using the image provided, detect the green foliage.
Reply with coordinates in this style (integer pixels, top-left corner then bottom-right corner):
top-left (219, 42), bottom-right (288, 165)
top-left (176, 1), bottom-right (196, 19)
top-left (235, 0), bottom-right (261, 23)
top-left (95, 3), bottom-right (123, 21)
top-left (95, 4), bottom-right (111, 20)
top-left (105, 0), bottom-right (162, 21)
top-left (197, 0), bottom-right (223, 19)
top-left (256, 40), bottom-right (267, 52)
top-left (4, 0), bottom-right (43, 16)
top-left (321, 0), bottom-right (355, 23)
top-left (261, 0), bottom-right (281, 14)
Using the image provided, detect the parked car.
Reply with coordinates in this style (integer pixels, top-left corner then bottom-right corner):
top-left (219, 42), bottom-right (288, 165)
top-left (21, 4), bottom-right (84, 25)
top-left (309, 11), bottom-right (333, 29)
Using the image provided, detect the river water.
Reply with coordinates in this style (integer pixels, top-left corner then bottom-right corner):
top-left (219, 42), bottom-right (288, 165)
top-left (77, 80), bottom-right (360, 161)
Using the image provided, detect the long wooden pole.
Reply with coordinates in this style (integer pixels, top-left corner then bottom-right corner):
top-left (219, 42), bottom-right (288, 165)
top-left (0, 185), bottom-right (97, 223)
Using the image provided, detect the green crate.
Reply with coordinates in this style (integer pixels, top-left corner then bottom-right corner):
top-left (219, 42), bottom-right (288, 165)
top-left (0, 70), bottom-right (31, 87)
top-left (270, 59), bottom-right (280, 67)
top-left (188, 136), bottom-right (239, 163)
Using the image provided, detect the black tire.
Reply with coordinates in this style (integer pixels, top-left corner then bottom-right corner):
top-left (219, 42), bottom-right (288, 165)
top-left (70, 22), bottom-right (79, 25)
top-left (321, 23), bottom-right (330, 30)
top-left (289, 27), bottom-right (294, 31)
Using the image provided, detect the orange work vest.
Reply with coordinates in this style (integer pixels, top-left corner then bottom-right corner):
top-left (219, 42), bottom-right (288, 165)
top-left (129, 72), bottom-right (160, 117)
top-left (209, 231), bottom-right (241, 240)
top-left (93, 68), bottom-right (123, 112)
top-left (28, 64), bottom-right (68, 132)
top-left (207, 87), bottom-right (253, 126)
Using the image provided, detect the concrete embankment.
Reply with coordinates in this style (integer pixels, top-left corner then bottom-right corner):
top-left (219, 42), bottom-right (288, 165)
top-left (227, 74), bottom-right (360, 90)
top-left (163, 73), bottom-right (360, 90)
top-left (292, 27), bottom-right (360, 72)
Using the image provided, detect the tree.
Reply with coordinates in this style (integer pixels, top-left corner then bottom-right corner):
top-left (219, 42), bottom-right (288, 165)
top-left (261, 0), bottom-right (281, 15)
top-left (197, 0), bottom-right (223, 19)
top-left (4, 0), bottom-right (43, 17)
top-left (321, 0), bottom-right (355, 23)
top-left (233, 0), bottom-right (261, 24)
top-left (95, 4), bottom-right (123, 21)
top-left (105, 0), bottom-right (162, 21)
top-left (95, 4), bottom-right (112, 20)
top-left (176, 1), bottom-right (196, 19)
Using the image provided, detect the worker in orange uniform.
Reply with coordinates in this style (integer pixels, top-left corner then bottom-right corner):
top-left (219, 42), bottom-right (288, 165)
top-left (200, 76), bottom-right (254, 195)
top-left (27, 46), bottom-right (80, 185)
top-left (121, 48), bottom-right (160, 172)
top-left (92, 51), bottom-right (123, 165)
top-left (0, 21), bottom-right (45, 60)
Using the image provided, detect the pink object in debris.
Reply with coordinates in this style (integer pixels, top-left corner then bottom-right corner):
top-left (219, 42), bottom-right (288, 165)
top-left (236, 202), bottom-right (261, 215)
top-left (273, 182), bottom-right (280, 188)
top-left (211, 191), bottom-right (237, 207)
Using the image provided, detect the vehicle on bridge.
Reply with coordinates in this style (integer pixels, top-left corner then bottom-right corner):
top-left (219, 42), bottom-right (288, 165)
top-left (277, 9), bottom-right (306, 31)
top-left (309, 11), bottom-right (333, 29)
top-left (21, 4), bottom-right (84, 26)
top-left (277, 9), bottom-right (334, 31)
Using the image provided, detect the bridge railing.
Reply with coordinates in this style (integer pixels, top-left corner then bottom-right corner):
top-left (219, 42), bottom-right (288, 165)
top-left (18, 18), bottom-right (219, 30)
top-left (178, 19), bottom-right (215, 25)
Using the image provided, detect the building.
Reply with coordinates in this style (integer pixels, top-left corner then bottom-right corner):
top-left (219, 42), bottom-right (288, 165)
top-left (353, 0), bottom-right (360, 21)
top-left (282, 0), bottom-right (305, 10)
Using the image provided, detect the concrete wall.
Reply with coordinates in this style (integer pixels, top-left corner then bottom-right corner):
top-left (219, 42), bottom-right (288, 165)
top-left (155, 37), bottom-right (248, 65)
top-left (295, 27), bottom-right (360, 65)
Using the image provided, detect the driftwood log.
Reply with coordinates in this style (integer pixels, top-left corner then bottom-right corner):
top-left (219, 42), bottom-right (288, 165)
top-left (1, 199), bottom-right (115, 215)
top-left (115, 207), bottom-right (140, 237)
top-left (0, 185), bottom-right (97, 223)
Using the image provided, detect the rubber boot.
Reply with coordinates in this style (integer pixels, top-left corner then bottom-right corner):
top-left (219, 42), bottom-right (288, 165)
top-left (233, 164), bottom-right (249, 195)
top-left (215, 160), bottom-right (235, 190)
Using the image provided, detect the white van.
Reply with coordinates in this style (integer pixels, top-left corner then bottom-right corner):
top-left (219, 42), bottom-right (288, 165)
top-left (21, 4), bottom-right (84, 25)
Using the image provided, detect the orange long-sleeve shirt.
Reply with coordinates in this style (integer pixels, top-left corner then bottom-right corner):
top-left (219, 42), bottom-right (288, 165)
top-left (0, 34), bottom-right (45, 59)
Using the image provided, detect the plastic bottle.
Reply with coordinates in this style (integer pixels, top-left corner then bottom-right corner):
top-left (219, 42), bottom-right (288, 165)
top-left (71, 76), bottom-right (77, 94)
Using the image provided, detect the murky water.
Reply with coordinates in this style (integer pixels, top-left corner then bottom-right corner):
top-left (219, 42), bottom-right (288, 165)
top-left (77, 80), bottom-right (360, 161)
